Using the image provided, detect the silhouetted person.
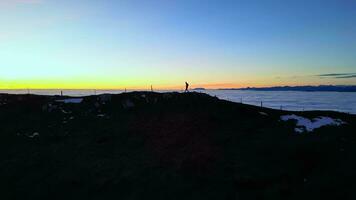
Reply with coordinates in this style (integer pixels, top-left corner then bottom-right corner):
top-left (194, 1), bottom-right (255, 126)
top-left (185, 82), bottom-right (189, 92)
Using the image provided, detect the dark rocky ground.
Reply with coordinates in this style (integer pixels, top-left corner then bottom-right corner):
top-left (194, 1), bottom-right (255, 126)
top-left (0, 92), bottom-right (355, 200)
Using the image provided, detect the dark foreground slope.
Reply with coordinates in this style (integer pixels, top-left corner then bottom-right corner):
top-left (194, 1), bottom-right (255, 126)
top-left (0, 92), bottom-right (355, 200)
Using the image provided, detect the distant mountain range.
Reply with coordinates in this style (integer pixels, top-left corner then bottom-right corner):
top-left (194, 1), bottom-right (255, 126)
top-left (192, 88), bottom-right (206, 90)
top-left (219, 85), bottom-right (356, 92)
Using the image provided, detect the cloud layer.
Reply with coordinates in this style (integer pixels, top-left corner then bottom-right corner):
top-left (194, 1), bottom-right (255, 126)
top-left (318, 73), bottom-right (356, 79)
top-left (335, 75), bottom-right (356, 79)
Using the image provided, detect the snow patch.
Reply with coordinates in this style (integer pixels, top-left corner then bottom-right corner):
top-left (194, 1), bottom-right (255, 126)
top-left (259, 112), bottom-right (268, 116)
top-left (280, 114), bottom-right (346, 133)
top-left (61, 109), bottom-right (71, 114)
top-left (56, 98), bottom-right (83, 104)
top-left (28, 132), bottom-right (39, 138)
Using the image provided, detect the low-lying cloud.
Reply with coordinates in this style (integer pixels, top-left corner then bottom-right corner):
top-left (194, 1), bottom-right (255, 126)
top-left (317, 73), bottom-right (356, 79)
top-left (335, 75), bottom-right (356, 79)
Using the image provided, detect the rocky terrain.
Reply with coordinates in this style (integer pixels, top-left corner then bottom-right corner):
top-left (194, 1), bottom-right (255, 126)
top-left (0, 92), bottom-right (355, 200)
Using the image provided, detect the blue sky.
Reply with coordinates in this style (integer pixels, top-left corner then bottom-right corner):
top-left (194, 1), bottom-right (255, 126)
top-left (1, 0), bottom-right (356, 89)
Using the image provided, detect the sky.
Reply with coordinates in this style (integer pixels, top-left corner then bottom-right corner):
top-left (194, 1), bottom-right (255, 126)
top-left (0, 0), bottom-right (356, 89)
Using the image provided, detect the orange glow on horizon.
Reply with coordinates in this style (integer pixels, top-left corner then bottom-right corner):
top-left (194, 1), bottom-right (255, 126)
top-left (0, 82), bottom-right (338, 91)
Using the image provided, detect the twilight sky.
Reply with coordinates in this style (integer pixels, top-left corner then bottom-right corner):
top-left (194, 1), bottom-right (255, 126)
top-left (1, 0), bottom-right (356, 89)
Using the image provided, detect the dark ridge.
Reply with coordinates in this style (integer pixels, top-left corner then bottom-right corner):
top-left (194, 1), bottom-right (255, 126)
top-left (0, 92), bottom-right (355, 199)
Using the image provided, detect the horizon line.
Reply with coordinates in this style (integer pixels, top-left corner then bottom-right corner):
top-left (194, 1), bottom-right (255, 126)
top-left (1, 84), bottom-right (356, 91)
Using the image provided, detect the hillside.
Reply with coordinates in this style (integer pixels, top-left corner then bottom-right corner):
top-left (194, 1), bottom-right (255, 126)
top-left (0, 92), bottom-right (355, 200)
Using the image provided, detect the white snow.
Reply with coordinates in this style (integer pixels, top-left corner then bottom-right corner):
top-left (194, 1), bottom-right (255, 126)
top-left (56, 98), bottom-right (83, 104)
top-left (295, 128), bottom-right (304, 133)
top-left (28, 132), bottom-right (39, 138)
top-left (259, 112), bottom-right (268, 116)
top-left (280, 114), bottom-right (346, 133)
top-left (61, 109), bottom-right (71, 114)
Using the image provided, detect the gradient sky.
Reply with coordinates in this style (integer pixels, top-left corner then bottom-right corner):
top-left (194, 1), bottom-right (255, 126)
top-left (1, 0), bottom-right (356, 89)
